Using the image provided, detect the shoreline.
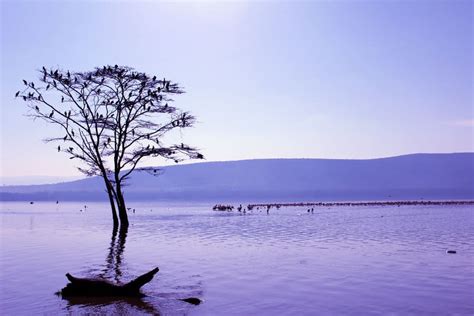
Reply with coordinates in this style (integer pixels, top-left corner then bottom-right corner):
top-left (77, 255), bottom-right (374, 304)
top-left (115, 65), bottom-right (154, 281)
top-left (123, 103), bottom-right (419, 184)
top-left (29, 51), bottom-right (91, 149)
top-left (248, 200), bottom-right (474, 208)
top-left (212, 200), bottom-right (474, 211)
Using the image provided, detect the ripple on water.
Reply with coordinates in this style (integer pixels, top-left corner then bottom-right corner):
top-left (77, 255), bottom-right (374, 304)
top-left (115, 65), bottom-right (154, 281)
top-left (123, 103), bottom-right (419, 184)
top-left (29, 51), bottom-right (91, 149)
top-left (1, 203), bottom-right (473, 315)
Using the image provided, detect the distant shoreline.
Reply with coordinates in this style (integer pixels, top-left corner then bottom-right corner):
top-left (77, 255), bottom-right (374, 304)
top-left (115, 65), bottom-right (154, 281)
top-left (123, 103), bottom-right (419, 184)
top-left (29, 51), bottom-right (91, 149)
top-left (212, 200), bottom-right (474, 211)
top-left (248, 200), bottom-right (474, 208)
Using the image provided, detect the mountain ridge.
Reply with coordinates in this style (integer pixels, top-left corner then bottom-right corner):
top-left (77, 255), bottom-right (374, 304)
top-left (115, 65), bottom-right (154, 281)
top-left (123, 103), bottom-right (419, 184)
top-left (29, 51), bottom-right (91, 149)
top-left (1, 153), bottom-right (473, 202)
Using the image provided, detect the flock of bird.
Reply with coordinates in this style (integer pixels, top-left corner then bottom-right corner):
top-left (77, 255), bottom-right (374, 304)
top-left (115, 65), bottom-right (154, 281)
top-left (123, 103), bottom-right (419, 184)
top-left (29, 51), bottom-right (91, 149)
top-left (213, 200), bottom-right (474, 214)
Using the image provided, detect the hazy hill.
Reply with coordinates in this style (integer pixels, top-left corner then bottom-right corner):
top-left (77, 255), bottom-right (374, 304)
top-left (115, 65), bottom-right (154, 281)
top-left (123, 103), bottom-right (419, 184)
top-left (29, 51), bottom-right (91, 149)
top-left (1, 153), bottom-right (473, 202)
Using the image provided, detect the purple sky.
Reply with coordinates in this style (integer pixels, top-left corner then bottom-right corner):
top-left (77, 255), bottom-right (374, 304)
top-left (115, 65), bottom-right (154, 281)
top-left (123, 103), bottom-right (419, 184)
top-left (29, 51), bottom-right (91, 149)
top-left (1, 0), bottom-right (472, 179)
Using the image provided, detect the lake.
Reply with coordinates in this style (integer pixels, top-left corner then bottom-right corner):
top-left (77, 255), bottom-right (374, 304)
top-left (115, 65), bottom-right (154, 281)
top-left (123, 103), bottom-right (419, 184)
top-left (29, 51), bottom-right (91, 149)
top-left (1, 201), bottom-right (473, 315)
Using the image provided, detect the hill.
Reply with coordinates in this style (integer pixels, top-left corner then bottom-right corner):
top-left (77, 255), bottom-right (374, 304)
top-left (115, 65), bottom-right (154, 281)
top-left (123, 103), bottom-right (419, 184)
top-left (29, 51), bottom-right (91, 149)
top-left (1, 153), bottom-right (473, 202)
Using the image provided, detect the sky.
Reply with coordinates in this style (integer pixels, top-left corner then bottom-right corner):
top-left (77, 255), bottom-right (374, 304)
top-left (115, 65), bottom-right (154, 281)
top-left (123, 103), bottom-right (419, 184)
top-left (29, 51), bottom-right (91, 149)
top-left (1, 0), bottom-right (473, 180)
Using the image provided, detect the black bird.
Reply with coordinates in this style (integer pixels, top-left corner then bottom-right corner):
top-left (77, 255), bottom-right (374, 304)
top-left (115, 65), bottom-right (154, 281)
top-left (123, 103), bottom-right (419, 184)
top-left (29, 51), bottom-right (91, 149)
top-left (63, 135), bottom-right (67, 141)
top-left (23, 79), bottom-right (27, 85)
top-left (35, 106), bottom-right (39, 111)
top-left (69, 147), bottom-right (74, 152)
top-left (115, 64), bottom-right (118, 69)
top-left (67, 71), bottom-right (70, 78)
top-left (42, 66), bottom-right (46, 73)
top-left (71, 130), bottom-right (75, 136)
top-left (61, 96), bottom-right (64, 102)
top-left (46, 84), bottom-right (50, 90)
top-left (152, 76), bottom-right (156, 81)
top-left (15, 91), bottom-right (20, 97)
top-left (23, 96), bottom-right (26, 101)
top-left (49, 111), bottom-right (54, 118)
top-left (196, 153), bottom-right (204, 159)
top-left (57, 145), bottom-right (61, 152)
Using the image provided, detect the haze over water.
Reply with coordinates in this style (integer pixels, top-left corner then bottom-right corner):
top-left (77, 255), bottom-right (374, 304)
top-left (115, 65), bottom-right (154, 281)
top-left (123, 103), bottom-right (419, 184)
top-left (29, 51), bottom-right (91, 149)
top-left (1, 202), bottom-right (473, 315)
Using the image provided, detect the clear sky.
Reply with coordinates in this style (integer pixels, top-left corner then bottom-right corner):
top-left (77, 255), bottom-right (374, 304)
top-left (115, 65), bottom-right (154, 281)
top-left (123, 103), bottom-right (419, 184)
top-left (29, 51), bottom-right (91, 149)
top-left (1, 0), bottom-right (473, 178)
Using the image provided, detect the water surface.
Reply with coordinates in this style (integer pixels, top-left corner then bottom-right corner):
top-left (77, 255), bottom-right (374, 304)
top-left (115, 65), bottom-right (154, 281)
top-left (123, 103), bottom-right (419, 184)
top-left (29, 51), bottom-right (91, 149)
top-left (1, 202), bottom-right (473, 315)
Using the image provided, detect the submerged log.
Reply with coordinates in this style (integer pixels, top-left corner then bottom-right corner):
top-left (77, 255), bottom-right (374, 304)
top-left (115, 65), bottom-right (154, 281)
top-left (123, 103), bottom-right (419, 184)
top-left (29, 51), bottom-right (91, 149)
top-left (179, 297), bottom-right (202, 305)
top-left (60, 267), bottom-right (159, 297)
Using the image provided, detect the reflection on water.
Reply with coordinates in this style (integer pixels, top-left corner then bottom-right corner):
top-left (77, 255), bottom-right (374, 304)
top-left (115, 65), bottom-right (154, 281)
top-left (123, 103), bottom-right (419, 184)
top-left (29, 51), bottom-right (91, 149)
top-left (60, 225), bottom-right (162, 315)
top-left (64, 295), bottom-right (161, 315)
top-left (101, 226), bottom-right (128, 283)
top-left (0, 202), bottom-right (473, 315)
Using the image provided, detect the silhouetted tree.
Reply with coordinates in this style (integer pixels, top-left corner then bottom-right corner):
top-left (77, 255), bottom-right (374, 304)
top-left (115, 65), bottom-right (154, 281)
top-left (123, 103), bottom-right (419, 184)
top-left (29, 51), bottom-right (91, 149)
top-left (17, 65), bottom-right (203, 229)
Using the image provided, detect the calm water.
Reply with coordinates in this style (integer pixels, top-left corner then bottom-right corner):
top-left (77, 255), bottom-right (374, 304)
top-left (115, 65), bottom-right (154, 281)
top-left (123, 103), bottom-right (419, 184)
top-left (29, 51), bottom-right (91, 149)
top-left (1, 201), bottom-right (473, 315)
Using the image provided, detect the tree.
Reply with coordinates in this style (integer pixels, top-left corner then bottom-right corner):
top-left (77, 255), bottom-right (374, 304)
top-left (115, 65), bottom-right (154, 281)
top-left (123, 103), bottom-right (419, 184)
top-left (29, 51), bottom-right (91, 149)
top-left (17, 65), bottom-right (204, 229)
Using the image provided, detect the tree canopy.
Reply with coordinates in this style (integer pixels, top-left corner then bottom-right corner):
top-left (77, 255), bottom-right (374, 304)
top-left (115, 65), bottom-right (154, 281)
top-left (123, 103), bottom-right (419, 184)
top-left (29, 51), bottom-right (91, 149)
top-left (17, 65), bottom-right (204, 228)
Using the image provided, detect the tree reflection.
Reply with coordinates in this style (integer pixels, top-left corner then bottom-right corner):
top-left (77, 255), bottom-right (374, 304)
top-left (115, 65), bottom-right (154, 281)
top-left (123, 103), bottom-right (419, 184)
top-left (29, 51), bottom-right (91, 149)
top-left (101, 226), bottom-right (128, 283)
top-left (63, 226), bottom-right (162, 315)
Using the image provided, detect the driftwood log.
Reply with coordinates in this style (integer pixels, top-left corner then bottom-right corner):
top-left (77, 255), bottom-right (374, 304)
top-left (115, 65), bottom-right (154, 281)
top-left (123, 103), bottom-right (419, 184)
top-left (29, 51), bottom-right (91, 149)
top-left (60, 267), bottom-right (159, 297)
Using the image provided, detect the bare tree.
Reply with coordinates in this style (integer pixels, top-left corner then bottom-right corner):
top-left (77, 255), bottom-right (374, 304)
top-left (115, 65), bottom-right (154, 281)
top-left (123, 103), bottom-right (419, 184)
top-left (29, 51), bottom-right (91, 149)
top-left (16, 65), bottom-right (204, 229)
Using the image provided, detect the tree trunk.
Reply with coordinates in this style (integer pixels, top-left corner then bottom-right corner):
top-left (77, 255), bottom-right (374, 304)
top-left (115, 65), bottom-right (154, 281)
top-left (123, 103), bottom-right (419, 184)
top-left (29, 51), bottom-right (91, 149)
top-left (115, 182), bottom-right (129, 229)
top-left (103, 176), bottom-right (119, 228)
